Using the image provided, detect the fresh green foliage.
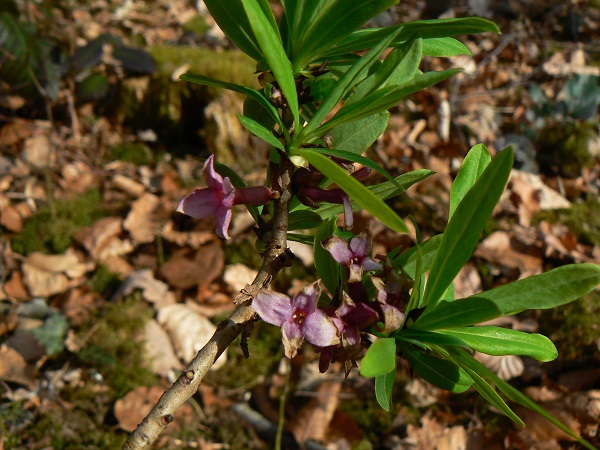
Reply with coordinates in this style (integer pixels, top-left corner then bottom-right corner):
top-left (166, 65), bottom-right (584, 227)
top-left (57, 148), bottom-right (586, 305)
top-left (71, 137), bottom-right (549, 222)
top-left (176, 2), bottom-right (600, 447)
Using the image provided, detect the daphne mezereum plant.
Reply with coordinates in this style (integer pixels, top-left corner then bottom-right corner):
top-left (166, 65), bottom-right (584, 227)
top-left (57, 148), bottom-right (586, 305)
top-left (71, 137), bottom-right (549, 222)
top-left (123, 1), bottom-right (600, 449)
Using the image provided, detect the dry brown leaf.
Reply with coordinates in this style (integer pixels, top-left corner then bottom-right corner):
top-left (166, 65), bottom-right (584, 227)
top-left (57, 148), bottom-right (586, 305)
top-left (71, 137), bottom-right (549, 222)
top-left (112, 174), bottom-right (146, 197)
top-left (22, 263), bottom-right (71, 297)
top-left (222, 263), bottom-right (258, 294)
top-left (143, 319), bottom-right (183, 377)
top-left (78, 216), bottom-right (134, 260)
top-left (157, 303), bottom-right (226, 369)
top-left (60, 161), bottom-right (96, 194)
top-left (123, 193), bottom-right (160, 243)
top-left (0, 118), bottom-right (37, 146)
top-left (158, 243), bottom-right (224, 290)
top-left (0, 204), bottom-right (23, 232)
top-left (26, 251), bottom-right (92, 278)
top-left (4, 270), bottom-right (30, 301)
top-left (23, 130), bottom-right (55, 168)
top-left (101, 255), bottom-right (134, 278)
top-left (114, 385), bottom-right (195, 433)
top-left (62, 288), bottom-right (102, 325)
top-left (288, 380), bottom-right (341, 445)
top-left (475, 352), bottom-right (524, 380)
top-left (475, 231), bottom-right (543, 274)
top-left (161, 220), bottom-right (213, 249)
top-left (4, 329), bottom-right (46, 362)
top-left (117, 269), bottom-right (176, 309)
top-left (454, 263), bottom-right (482, 298)
top-left (0, 344), bottom-right (36, 388)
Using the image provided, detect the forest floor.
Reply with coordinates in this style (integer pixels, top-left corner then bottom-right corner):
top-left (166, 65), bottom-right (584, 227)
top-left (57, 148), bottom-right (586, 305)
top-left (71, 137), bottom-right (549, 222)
top-left (1, 1), bottom-right (600, 449)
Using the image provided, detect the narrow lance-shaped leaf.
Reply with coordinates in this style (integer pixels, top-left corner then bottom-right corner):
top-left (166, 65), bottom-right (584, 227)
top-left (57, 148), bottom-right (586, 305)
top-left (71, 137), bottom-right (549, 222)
top-left (241, 0), bottom-right (299, 129)
top-left (307, 69), bottom-right (461, 141)
top-left (449, 143), bottom-right (491, 219)
top-left (394, 234), bottom-right (442, 278)
top-left (422, 37), bottom-right (471, 57)
top-left (307, 169), bottom-right (434, 219)
top-left (203, 0), bottom-right (262, 60)
top-left (180, 73), bottom-right (284, 131)
top-left (422, 146), bottom-right (514, 308)
top-left (375, 370), bottom-right (395, 412)
top-left (326, 17), bottom-right (500, 57)
top-left (237, 114), bottom-right (284, 150)
top-left (295, 148), bottom-right (409, 233)
top-left (471, 263), bottom-right (600, 315)
top-left (438, 326), bottom-right (558, 362)
top-left (446, 347), bottom-right (596, 449)
top-left (412, 297), bottom-right (501, 331)
top-left (400, 344), bottom-right (472, 393)
top-left (294, 26), bottom-right (402, 146)
top-left (314, 218), bottom-right (339, 295)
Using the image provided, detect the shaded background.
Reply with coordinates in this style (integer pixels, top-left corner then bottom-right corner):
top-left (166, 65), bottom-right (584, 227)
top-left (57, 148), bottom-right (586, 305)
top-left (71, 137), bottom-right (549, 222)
top-left (1, 0), bottom-right (599, 449)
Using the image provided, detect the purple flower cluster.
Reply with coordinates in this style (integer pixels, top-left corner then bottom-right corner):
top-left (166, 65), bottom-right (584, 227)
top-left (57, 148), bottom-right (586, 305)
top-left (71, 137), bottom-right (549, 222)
top-left (253, 233), bottom-right (409, 374)
top-left (177, 155), bottom-right (274, 239)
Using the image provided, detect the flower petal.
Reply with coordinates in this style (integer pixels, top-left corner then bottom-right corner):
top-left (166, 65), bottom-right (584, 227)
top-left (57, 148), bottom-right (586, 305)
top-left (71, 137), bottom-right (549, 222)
top-left (292, 281), bottom-right (320, 313)
top-left (203, 155), bottom-right (225, 191)
top-left (302, 309), bottom-right (340, 347)
top-left (177, 189), bottom-right (219, 218)
top-left (214, 204), bottom-right (233, 239)
top-left (361, 257), bottom-right (383, 272)
top-left (349, 235), bottom-right (370, 258)
top-left (253, 291), bottom-right (293, 326)
top-left (322, 236), bottom-right (352, 265)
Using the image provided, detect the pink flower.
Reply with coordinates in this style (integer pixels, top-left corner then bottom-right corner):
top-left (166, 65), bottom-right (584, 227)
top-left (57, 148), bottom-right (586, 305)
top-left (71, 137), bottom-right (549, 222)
top-left (177, 155), bottom-right (273, 239)
top-left (321, 233), bottom-right (383, 282)
top-left (252, 282), bottom-right (340, 358)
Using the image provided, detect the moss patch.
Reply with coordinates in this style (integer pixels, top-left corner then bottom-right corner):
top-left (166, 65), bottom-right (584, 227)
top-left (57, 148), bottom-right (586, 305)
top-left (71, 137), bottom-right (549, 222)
top-left (12, 189), bottom-right (108, 255)
top-left (533, 197), bottom-right (600, 246)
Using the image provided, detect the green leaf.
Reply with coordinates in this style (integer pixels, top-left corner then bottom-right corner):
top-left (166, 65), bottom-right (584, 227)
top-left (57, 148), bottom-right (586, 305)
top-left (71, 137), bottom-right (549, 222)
top-left (308, 69), bottom-right (461, 141)
top-left (312, 147), bottom-right (399, 186)
top-left (288, 210), bottom-right (323, 230)
top-left (397, 329), bottom-right (468, 348)
top-left (470, 355), bottom-right (598, 450)
top-left (284, 0), bottom-right (398, 70)
top-left (449, 143), bottom-right (491, 220)
top-left (375, 370), bottom-right (395, 412)
top-left (412, 298), bottom-right (501, 331)
top-left (472, 263), bottom-right (600, 315)
top-left (30, 313), bottom-right (69, 356)
top-left (453, 355), bottom-right (525, 426)
top-left (295, 26), bottom-right (402, 145)
top-left (394, 234), bottom-right (442, 279)
top-left (243, 96), bottom-right (277, 130)
top-left (237, 114), bottom-right (284, 149)
top-left (287, 233), bottom-right (314, 245)
top-left (240, 0), bottom-right (299, 128)
top-left (422, 37), bottom-right (471, 56)
top-left (295, 149), bottom-right (409, 233)
top-left (400, 344), bottom-right (472, 393)
top-left (422, 146), bottom-right (514, 308)
top-left (331, 111), bottom-right (390, 155)
top-left (309, 169), bottom-right (434, 219)
top-left (347, 37), bottom-right (423, 105)
top-left (437, 326), bottom-right (558, 362)
top-left (361, 337), bottom-right (396, 377)
top-left (181, 73), bottom-right (284, 130)
top-left (203, 0), bottom-right (262, 60)
top-left (314, 218), bottom-right (340, 294)
top-left (327, 17), bottom-right (501, 57)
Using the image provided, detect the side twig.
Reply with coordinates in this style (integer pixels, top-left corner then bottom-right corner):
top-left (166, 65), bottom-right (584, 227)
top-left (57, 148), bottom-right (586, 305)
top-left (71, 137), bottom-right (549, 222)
top-left (123, 155), bottom-right (295, 449)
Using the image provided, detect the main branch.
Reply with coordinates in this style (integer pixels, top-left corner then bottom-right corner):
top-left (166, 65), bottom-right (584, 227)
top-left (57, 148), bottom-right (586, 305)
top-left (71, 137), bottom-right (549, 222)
top-left (123, 155), bottom-right (295, 449)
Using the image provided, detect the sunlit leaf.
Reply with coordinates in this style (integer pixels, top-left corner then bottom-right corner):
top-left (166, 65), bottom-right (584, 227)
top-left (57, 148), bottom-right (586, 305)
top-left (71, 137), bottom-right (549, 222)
top-left (375, 370), bottom-right (395, 412)
top-left (361, 337), bottom-right (396, 377)
top-left (412, 298), bottom-right (501, 331)
top-left (449, 143), bottom-right (491, 220)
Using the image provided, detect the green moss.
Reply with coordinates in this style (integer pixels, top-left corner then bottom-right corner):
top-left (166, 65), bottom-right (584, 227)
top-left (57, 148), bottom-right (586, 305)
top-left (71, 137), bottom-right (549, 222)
top-left (12, 189), bottom-right (107, 255)
top-left (77, 293), bottom-right (156, 398)
top-left (108, 141), bottom-right (153, 165)
top-left (535, 121), bottom-right (597, 177)
top-left (541, 291), bottom-right (600, 360)
top-left (205, 322), bottom-right (283, 390)
top-left (532, 197), bottom-right (600, 246)
top-left (89, 263), bottom-right (121, 295)
top-left (182, 15), bottom-right (210, 36)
